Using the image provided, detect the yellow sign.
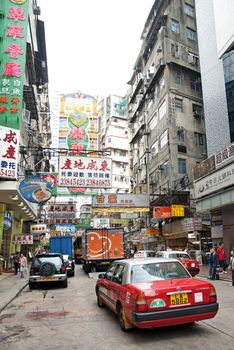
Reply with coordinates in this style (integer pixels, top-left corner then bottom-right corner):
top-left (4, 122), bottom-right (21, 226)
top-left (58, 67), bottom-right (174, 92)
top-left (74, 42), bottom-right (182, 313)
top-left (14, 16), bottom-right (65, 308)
top-left (171, 205), bottom-right (185, 217)
top-left (92, 207), bottom-right (150, 213)
top-left (146, 228), bottom-right (161, 235)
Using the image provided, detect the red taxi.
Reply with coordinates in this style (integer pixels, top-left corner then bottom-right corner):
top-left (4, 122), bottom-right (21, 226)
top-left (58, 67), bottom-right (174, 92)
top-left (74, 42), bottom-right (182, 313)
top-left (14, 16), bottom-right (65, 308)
top-left (156, 250), bottom-right (200, 276)
top-left (95, 258), bottom-right (218, 331)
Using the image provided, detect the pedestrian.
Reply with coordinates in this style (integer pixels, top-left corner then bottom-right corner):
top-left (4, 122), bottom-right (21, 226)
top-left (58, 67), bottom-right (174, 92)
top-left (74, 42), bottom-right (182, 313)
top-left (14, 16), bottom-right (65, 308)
top-left (228, 249), bottom-right (234, 287)
top-left (19, 253), bottom-right (28, 278)
top-left (12, 251), bottom-right (20, 275)
top-left (217, 242), bottom-right (227, 273)
top-left (208, 247), bottom-right (219, 280)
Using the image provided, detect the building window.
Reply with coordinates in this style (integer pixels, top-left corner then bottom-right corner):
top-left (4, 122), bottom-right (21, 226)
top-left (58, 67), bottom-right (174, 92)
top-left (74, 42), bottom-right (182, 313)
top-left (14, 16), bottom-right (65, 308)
top-left (171, 19), bottom-right (180, 33)
top-left (171, 43), bottom-right (180, 58)
top-left (178, 158), bottom-right (186, 174)
top-left (149, 113), bottom-right (158, 130)
top-left (177, 129), bottom-right (185, 143)
top-left (159, 76), bottom-right (165, 90)
top-left (190, 79), bottom-right (201, 92)
top-left (175, 72), bottom-right (181, 84)
top-left (159, 129), bottom-right (168, 149)
top-left (195, 132), bottom-right (204, 145)
top-left (175, 98), bottom-right (183, 112)
top-left (186, 27), bottom-right (197, 41)
top-left (159, 100), bottom-right (166, 120)
top-left (185, 3), bottom-right (194, 17)
top-left (162, 161), bottom-right (169, 177)
top-left (151, 139), bottom-right (158, 157)
top-left (192, 104), bottom-right (203, 117)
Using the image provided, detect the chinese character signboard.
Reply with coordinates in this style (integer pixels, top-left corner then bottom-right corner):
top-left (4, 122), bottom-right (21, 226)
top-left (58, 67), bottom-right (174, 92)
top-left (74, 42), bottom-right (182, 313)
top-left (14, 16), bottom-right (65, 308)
top-left (0, 0), bottom-right (30, 129)
top-left (58, 156), bottom-right (112, 188)
top-left (0, 125), bottom-right (19, 178)
top-left (171, 205), bottom-right (184, 217)
top-left (194, 162), bottom-right (234, 199)
top-left (153, 207), bottom-right (172, 218)
top-left (59, 93), bottom-right (98, 153)
top-left (47, 204), bottom-right (76, 219)
top-left (93, 218), bottom-right (110, 228)
top-left (13, 234), bottom-right (33, 245)
top-left (30, 224), bottom-right (47, 234)
top-left (92, 194), bottom-right (149, 207)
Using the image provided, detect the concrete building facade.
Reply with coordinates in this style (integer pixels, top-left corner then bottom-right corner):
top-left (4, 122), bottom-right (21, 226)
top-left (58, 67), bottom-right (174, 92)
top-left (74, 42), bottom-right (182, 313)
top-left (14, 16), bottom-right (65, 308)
top-left (0, 0), bottom-right (51, 267)
top-left (99, 94), bottom-right (130, 193)
top-left (128, 0), bottom-right (207, 248)
top-left (194, 0), bottom-right (234, 254)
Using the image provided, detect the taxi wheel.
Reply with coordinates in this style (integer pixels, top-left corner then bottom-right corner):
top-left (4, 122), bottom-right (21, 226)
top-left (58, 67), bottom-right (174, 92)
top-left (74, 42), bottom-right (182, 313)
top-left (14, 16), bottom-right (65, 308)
top-left (118, 305), bottom-right (130, 332)
top-left (97, 290), bottom-right (104, 307)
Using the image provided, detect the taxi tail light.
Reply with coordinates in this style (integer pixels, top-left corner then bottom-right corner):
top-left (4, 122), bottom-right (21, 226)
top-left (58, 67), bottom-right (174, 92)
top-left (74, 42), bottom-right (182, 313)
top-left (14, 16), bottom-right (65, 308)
top-left (60, 266), bottom-right (66, 273)
top-left (209, 286), bottom-right (217, 303)
top-left (136, 294), bottom-right (148, 312)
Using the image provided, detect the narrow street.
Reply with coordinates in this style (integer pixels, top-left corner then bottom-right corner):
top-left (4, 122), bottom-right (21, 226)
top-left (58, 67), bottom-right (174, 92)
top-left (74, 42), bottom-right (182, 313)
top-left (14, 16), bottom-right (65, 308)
top-left (0, 266), bottom-right (234, 350)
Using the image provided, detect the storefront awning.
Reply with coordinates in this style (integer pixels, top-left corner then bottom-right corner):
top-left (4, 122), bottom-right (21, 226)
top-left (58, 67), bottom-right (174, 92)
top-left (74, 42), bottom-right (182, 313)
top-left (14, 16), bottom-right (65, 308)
top-left (0, 181), bottom-right (38, 220)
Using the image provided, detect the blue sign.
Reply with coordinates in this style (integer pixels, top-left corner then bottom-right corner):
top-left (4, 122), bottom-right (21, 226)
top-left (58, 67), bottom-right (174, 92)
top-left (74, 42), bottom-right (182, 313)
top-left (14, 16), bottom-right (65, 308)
top-left (19, 176), bottom-right (54, 204)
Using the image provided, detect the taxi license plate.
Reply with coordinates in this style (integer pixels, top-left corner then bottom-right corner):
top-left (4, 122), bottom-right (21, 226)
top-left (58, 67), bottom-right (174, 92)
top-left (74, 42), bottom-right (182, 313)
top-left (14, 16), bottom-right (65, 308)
top-left (170, 293), bottom-right (188, 306)
top-left (41, 276), bottom-right (54, 281)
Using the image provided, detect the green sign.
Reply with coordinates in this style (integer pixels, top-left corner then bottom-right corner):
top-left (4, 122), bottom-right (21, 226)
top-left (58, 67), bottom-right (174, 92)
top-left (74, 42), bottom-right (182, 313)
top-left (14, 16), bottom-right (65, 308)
top-left (0, 0), bottom-right (30, 129)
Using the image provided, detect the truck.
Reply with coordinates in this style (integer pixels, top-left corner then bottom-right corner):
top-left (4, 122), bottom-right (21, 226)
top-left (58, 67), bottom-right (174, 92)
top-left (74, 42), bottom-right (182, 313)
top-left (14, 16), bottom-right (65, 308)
top-left (81, 228), bottom-right (125, 273)
top-left (49, 236), bottom-right (73, 256)
top-left (73, 236), bottom-right (82, 264)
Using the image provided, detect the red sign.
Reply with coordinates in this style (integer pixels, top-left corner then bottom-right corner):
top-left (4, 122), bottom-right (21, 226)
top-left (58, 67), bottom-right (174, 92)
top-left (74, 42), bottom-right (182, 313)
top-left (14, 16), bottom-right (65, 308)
top-left (153, 206), bottom-right (172, 219)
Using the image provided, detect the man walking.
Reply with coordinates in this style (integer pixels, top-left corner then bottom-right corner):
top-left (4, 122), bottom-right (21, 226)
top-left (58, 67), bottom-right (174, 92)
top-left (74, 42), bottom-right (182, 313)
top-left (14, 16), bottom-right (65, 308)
top-left (217, 242), bottom-right (227, 273)
top-left (12, 252), bottom-right (20, 275)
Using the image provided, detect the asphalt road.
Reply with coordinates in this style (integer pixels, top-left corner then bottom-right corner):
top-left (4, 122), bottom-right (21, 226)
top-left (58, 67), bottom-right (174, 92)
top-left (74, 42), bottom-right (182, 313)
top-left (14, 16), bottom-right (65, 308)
top-left (0, 265), bottom-right (233, 350)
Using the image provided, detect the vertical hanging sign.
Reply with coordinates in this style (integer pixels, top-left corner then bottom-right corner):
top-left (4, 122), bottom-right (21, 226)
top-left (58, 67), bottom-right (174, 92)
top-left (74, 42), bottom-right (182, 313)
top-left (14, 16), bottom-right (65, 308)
top-left (0, 0), bottom-right (30, 129)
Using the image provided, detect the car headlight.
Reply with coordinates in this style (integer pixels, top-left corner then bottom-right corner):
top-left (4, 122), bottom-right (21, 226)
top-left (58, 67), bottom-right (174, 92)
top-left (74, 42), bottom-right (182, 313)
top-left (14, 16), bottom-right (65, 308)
top-left (191, 263), bottom-right (195, 267)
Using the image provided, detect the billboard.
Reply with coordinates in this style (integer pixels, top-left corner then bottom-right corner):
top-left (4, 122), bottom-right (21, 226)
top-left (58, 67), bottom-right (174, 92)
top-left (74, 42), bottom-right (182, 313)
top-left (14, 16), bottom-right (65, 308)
top-left (19, 175), bottom-right (56, 203)
top-left (0, 126), bottom-right (19, 179)
top-left (0, 0), bottom-right (30, 129)
top-left (92, 194), bottom-right (149, 207)
top-left (58, 156), bottom-right (112, 188)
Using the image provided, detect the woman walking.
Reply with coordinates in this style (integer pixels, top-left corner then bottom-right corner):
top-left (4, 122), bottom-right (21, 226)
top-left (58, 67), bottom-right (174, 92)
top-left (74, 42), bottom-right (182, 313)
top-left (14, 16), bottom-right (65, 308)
top-left (19, 253), bottom-right (28, 278)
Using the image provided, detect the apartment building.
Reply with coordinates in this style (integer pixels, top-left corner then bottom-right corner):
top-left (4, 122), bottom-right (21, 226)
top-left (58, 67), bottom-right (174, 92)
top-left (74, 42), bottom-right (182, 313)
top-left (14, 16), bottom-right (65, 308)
top-left (99, 94), bottom-right (130, 193)
top-left (128, 0), bottom-right (207, 247)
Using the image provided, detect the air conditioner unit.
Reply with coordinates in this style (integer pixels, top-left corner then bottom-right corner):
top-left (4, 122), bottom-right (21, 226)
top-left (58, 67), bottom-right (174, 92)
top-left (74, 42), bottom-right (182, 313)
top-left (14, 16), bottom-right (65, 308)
top-left (33, 5), bottom-right (41, 15)
top-left (144, 128), bottom-right (151, 135)
top-left (193, 109), bottom-right (202, 117)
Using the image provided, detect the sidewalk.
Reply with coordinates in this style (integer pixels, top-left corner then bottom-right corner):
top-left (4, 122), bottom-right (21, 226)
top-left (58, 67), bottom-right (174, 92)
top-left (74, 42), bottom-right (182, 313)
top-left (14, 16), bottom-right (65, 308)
top-left (198, 264), bottom-right (232, 281)
top-left (0, 270), bottom-right (28, 313)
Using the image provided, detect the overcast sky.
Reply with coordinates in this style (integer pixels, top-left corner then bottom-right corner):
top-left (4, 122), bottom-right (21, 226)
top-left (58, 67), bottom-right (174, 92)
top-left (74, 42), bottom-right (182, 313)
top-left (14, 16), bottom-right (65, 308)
top-left (38, 0), bottom-right (155, 98)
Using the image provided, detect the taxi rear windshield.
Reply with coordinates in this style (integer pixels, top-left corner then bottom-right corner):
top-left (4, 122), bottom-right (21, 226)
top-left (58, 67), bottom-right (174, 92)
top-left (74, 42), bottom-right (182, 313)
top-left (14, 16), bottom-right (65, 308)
top-left (131, 261), bottom-right (190, 283)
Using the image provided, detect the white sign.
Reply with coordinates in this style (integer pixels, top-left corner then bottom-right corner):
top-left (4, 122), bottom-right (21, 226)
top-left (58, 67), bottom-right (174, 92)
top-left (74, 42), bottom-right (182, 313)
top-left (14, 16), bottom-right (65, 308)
top-left (30, 224), bottom-right (47, 234)
top-left (58, 156), bottom-right (112, 188)
top-left (93, 218), bottom-right (110, 228)
top-left (194, 162), bottom-right (234, 199)
top-left (0, 126), bottom-right (20, 179)
top-left (215, 143), bottom-right (234, 169)
top-left (13, 235), bottom-right (33, 245)
top-left (47, 204), bottom-right (76, 218)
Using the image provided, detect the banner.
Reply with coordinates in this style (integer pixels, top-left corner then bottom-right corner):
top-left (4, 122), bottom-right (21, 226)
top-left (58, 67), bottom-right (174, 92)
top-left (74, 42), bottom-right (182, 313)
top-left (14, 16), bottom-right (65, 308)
top-left (58, 156), bottom-right (112, 188)
top-left (13, 234), bottom-right (33, 244)
top-left (0, 0), bottom-right (30, 129)
top-left (0, 126), bottom-right (19, 179)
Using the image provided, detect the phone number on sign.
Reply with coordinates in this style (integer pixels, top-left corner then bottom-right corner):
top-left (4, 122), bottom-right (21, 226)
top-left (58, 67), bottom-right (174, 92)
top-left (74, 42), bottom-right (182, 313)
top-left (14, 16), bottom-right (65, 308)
top-left (59, 178), bottom-right (111, 187)
top-left (0, 169), bottom-right (16, 177)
